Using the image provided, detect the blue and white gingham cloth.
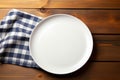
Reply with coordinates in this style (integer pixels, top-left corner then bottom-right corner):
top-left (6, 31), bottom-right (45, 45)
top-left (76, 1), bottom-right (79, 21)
top-left (0, 9), bottom-right (41, 68)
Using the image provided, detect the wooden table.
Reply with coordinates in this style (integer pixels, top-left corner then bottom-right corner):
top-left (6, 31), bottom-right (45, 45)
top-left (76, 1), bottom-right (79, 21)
top-left (0, 0), bottom-right (120, 80)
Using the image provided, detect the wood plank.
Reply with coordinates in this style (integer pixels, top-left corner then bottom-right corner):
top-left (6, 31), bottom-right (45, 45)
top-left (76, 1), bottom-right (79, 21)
top-left (0, 9), bottom-right (120, 34)
top-left (92, 35), bottom-right (120, 61)
top-left (0, 0), bottom-right (48, 8)
top-left (0, 63), bottom-right (120, 80)
top-left (0, 0), bottom-right (120, 8)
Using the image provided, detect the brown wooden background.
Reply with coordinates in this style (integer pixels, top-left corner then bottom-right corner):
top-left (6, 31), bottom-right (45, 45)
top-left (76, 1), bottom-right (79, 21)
top-left (0, 0), bottom-right (120, 80)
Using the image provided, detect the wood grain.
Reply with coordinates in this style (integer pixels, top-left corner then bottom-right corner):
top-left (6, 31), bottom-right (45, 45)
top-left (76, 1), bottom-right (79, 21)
top-left (0, 63), bottom-right (120, 80)
top-left (92, 35), bottom-right (120, 61)
top-left (0, 0), bottom-right (120, 8)
top-left (0, 9), bottom-right (120, 34)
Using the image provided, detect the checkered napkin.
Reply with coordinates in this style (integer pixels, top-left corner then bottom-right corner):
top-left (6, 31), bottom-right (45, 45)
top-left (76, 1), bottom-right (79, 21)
top-left (0, 9), bottom-right (41, 68)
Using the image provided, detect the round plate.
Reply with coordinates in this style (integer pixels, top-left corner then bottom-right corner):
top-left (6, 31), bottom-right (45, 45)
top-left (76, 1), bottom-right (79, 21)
top-left (29, 14), bottom-right (93, 74)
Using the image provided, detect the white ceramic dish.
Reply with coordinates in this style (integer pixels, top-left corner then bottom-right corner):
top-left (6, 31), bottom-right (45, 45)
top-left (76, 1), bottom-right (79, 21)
top-left (29, 14), bottom-right (93, 74)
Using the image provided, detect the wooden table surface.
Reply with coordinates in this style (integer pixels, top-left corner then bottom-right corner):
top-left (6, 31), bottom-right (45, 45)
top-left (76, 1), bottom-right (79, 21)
top-left (0, 0), bottom-right (120, 80)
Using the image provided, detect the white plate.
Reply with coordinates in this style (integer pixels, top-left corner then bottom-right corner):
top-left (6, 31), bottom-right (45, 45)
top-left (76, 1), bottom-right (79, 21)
top-left (29, 14), bottom-right (93, 74)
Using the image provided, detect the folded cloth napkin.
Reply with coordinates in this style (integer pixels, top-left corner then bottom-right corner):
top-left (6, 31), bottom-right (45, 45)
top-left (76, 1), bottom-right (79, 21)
top-left (0, 9), bottom-right (41, 68)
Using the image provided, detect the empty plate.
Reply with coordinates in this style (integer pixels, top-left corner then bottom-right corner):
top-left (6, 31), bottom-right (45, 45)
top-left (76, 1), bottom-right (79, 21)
top-left (29, 14), bottom-right (93, 74)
